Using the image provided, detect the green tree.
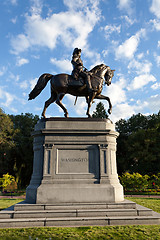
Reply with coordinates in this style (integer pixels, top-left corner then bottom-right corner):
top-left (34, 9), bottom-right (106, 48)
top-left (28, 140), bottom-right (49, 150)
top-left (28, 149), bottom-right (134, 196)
top-left (0, 109), bottom-right (39, 188)
top-left (116, 113), bottom-right (148, 135)
top-left (9, 113), bottom-right (39, 188)
top-left (92, 102), bottom-right (108, 119)
top-left (116, 112), bottom-right (160, 175)
top-left (0, 108), bottom-right (16, 177)
top-left (126, 127), bottom-right (160, 174)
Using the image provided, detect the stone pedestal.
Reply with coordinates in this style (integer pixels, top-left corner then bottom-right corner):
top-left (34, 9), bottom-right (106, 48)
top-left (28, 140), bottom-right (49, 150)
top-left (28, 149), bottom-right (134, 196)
top-left (26, 118), bottom-right (124, 204)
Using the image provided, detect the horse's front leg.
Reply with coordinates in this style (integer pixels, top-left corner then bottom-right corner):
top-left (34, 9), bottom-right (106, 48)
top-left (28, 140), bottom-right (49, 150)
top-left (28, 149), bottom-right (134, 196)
top-left (86, 92), bottom-right (97, 118)
top-left (95, 94), bottom-right (112, 114)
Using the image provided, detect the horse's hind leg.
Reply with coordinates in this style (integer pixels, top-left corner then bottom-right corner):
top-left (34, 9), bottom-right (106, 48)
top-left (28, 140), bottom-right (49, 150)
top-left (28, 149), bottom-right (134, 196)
top-left (86, 92), bottom-right (97, 118)
top-left (42, 92), bottom-right (57, 118)
top-left (56, 93), bottom-right (69, 118)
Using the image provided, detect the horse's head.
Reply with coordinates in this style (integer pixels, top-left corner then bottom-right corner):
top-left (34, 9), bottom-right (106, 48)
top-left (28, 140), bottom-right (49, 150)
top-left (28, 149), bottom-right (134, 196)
top-left (90, 64), bottom-right (115, 86)
top-left (104, 68), bottom-right (115, 86)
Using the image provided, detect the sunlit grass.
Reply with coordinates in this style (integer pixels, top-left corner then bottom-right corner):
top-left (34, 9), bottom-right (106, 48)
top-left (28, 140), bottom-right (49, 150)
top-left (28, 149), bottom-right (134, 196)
top-left (0, 199), bottom-right (24, 211)
top-left (0, 225), bottom-right (160, 240)
top-left (125, 197), bottom-right (160, 213)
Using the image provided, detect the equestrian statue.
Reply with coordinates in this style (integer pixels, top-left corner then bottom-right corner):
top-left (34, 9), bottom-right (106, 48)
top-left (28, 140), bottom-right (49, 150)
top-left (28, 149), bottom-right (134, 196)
top-left (28, 48), bottom-right (115, 118)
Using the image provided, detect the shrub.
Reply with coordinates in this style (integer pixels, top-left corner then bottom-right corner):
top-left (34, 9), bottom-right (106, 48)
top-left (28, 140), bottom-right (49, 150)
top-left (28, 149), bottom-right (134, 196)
top-left (0, 173), bottom-right (17, 192)
top-left (119, 172), bottom-right (149, 192)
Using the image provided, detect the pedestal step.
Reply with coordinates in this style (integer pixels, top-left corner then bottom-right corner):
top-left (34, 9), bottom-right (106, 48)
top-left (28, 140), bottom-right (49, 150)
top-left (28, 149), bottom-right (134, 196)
top-left (0, 200), bottom-right (160, 228)
top-left (0, 215), bottom-right (160, 228)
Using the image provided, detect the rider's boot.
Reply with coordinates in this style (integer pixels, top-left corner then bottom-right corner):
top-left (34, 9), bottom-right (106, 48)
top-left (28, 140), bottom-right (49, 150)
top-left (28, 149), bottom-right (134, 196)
top-left (85, 76), bottom-right (94, 93)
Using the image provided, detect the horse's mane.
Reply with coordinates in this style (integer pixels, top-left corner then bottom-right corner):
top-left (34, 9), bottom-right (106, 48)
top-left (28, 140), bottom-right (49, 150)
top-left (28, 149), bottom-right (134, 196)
top-left (90, 64), bottom-right (107, 74)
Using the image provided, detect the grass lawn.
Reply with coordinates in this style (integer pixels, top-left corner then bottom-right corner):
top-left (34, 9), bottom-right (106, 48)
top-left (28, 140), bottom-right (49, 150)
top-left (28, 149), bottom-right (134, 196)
top-left (0, 197), bottom-right (160, 240)
top-left (125, 197), bottom-right (160, 214)
top-left (0, 225), bottom-right (160, 240)
top-left (0, 199), bottom-right (24, 211)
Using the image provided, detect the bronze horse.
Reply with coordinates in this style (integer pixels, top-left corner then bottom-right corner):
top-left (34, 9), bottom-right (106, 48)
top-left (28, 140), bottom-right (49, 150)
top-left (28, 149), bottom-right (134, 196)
top-left (28, 64), bottom-right (115, 118)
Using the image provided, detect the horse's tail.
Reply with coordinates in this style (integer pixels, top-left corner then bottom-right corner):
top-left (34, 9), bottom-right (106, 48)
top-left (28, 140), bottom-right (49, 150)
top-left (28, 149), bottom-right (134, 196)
top-left (28, 73), bottom-right (53, 100)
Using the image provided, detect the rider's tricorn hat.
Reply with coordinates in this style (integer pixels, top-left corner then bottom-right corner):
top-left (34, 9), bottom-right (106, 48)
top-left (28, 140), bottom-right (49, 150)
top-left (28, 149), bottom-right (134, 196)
top-left (73, 48), bottom-right (81, 55)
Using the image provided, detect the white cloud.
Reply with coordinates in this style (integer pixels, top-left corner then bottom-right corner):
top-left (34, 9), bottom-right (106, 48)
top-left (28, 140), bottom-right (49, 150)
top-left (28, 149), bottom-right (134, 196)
top-left (137, 53), bottom-right (144, 59)
top-left (10, 0), bottom-right (17, 5)
top-left (29, 77), bottom-right (38, 90)
top-left (104, 76), bottom-right (127, 106)
top-left (121, 15), bottom-right (136, 25)
top-left (150, 0), bottom-right (160, 18)
top-left (64, 0), bottom-right (100, 12)
top-left (118, 0), bottom-right (133, 14)
top-left (3, 92), bottom-right (14, 107)
top-left (74, 98), bottom-right (87, 116)
top-left (116, 35), bottom-right (138, 59)
top-left (10, 0), bottom-right (101, 54)
top-left (158, 41), bottom-right (160, 47)
top-left (102, 50), bottom-right (108, 57)
top-left (128, 74), bottom-right (156, 90)
top-left (31, 55), bottom-right (40, 59)
top-left (0, 66), bottom-right (7, 76)
top-left (19, 81), bottom-right (28, 90)
top-left (50, 58), bottom-right (72, 72)
top-left (0, 87), bottom-right (17, 112)
top-left (151, 82), bottom-right (160, 90)
top-left (109, 98), bottom-right (151, 122)
top-left (150, 19), bottom-right (160, 31)
top-left (154, 54), bottom-right (160, 66)
top-left (11, 17), bottom-right (17, 24)
top-left (30, 0), bottom-right (43, 15)
top-left (65, 94), bottom-right (87, 116)
top-left (103, 24), bottom-right (121, 39)
top-left (11, 34), bottom-right (30, 54)
top-left (110, 103), bottom-right (136, 122)
top-left (128, 59), bottom-right (152, 75)
top-left (115, 29), bottom-right (146, 60)
top-left (16, 58), bottom-right (29, 66)
top-left (9, 73), bottom-right (20, 82)
top-left (118, 0), bottom-right (131, 9)
top-left (0, 85), bottom-right (27, 113)
top-left (148, 94), bottom-right (160, 112)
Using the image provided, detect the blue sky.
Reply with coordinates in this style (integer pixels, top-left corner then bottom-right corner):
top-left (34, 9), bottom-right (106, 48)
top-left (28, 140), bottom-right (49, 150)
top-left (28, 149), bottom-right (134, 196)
top-left (1, 0), bottom-right (160, 122)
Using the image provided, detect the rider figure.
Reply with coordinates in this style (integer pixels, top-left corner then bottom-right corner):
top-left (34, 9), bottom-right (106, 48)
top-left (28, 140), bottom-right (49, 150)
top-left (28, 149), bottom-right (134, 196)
top-left (71, 48), bottom-right (93, 93)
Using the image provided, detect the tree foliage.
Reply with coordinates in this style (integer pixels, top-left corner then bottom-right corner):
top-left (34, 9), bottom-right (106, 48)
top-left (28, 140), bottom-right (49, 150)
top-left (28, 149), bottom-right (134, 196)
top-left (116, 112), bottom-right (160, 175)
top-left (92, 102), bottom-right (108, 119)
top-left (0, 109), bottom-right (39, 188)
top-left (0, 109), bottom-right (16, 176)
top-left (9, 113), bottom-right (39, 187)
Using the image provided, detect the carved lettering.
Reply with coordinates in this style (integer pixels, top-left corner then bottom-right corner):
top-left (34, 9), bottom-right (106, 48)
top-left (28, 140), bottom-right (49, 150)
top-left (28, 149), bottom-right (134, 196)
top-left (61, 158), bottom-right (88, 162)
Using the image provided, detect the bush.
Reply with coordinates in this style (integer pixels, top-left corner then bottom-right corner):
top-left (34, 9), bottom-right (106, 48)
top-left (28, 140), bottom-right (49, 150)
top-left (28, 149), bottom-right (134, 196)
top-left (119, 172), bottom-right (149, 192)
top-left (0, 173), bottom-right (17, 192)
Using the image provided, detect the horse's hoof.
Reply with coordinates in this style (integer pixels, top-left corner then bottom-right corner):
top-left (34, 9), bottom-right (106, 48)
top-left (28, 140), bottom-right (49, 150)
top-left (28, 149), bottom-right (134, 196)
top-left (87, 114), bottom-right (91, 118)
top-left (41, 114), bottom-right (46, 119)
top-left (108, 109), bottom-right (112, 114)
top-left (64, 113), bottom-right (69, 118)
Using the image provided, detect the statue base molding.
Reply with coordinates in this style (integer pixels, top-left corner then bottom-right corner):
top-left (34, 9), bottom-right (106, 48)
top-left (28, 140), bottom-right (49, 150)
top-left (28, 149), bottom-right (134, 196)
top-left (26, 118), bottom-right (124, 204)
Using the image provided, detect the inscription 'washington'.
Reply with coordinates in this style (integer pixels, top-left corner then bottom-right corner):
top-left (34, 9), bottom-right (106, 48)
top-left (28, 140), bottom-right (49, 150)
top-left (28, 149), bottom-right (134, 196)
top-left (61, 158), bottom-right (88, 162)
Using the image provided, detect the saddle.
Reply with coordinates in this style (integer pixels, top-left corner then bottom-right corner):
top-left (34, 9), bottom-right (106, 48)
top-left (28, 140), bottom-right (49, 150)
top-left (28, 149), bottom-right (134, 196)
top-left (69, 72), bottom-right (101, 90)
